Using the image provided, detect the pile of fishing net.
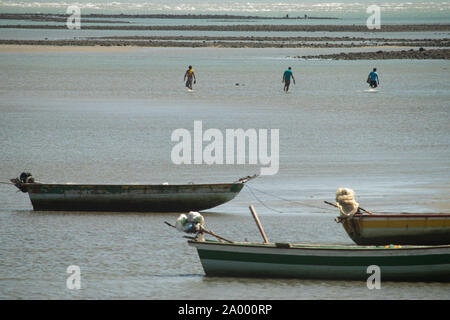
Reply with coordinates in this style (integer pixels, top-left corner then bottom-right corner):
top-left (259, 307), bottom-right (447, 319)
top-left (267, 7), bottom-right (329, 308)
top-left (335, 188), bottom-right (359, 217)
top-left (175, 211), bottom-right (205, 233)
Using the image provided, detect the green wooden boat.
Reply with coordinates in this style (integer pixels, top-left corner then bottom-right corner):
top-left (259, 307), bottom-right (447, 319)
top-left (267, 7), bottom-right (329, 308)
top-left (188, 240), bottom-right (450, 282)
top-left (10, 172), bottom-right (257, 212)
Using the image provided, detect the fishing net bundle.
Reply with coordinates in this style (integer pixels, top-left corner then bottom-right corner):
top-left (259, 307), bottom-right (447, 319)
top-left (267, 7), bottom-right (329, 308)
top-left (335, 188), bottom-right (359, 217)
top-left (175, 211), bottom-right (205, 233)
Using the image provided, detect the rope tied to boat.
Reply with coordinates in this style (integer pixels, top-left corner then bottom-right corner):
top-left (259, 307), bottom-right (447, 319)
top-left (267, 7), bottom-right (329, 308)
top-left (335, 188), bottom-right (359, 217)
top-left (244, 184), bottom-right (335, 213)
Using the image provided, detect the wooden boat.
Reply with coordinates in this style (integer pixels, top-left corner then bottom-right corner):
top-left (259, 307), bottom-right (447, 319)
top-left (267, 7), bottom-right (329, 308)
top-left (188, 240), bottom-right (450, 282)
top-left (338, 212), bottom-right (450, 246)
top-left (169, 205), bottom-right (450, 282)
top-left (328, 188), bottom-right (450, 246)
top-left (10, 172), bottom-right (256, 212)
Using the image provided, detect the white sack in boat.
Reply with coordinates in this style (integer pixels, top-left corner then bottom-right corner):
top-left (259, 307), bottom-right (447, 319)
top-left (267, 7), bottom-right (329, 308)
top-left (335, 188), bottom-right (359, 217)
top-left (176, 214), bottom-right (188, 231)
top-left (188, 211), bottom-right (204, 226)
top-left (175, 212), bottom-right (205, 233)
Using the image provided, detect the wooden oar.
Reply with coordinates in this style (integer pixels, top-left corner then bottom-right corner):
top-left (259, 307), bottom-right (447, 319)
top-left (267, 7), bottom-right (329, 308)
top-left (324, 201), bottom-right (374, 215)
top-left (249, 205), bottom-right (269, 244)
top-left (358, 207), bottom-right (374, 215)
top-left (164, 221), bottom-right (234, 243)
top-left (324, 201), bottom-right (338, 208)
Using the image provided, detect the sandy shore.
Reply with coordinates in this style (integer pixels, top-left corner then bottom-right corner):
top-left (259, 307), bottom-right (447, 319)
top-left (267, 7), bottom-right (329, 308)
top-left (0, 44), bottom-right (138, 53)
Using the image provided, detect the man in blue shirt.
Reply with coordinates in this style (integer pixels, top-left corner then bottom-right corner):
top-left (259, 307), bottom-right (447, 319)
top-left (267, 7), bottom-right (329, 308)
top-left (367, 68), bottom-right (379, 88)
top-left (282, 67), bottom-right (296, 92)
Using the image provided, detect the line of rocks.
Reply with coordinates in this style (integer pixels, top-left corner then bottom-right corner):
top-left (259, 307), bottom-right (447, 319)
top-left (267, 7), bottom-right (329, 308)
top-left (91, 35), bottom-right (449, 45)
top-left (299, 48), bottom-right (450, 60)
top-left (1, 24), bottom-right (450, 32)
top-left (1, 39), bottom-right (448, 49)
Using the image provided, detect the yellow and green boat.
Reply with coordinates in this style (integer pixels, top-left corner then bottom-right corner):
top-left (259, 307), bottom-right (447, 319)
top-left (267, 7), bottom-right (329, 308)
top-left (330, 188), bottom-right (450, 245)
top-left (339, 213), bottom-right (450, 246)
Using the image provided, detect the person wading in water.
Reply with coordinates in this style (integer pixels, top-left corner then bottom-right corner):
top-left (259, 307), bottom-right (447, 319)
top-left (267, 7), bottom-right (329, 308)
top-left (282, 67), bottom-right (295, 92)
top-left (367, 68), bottom-right (380, 88)
top-left (184, 65), bottom-right (196, 90)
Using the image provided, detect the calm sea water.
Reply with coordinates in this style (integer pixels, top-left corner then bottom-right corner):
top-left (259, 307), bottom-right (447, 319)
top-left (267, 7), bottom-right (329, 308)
top-left (0, 47), bottom-right (449, 299)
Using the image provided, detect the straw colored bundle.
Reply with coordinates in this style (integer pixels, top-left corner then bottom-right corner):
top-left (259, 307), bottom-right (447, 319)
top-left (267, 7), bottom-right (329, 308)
top-left (335, 188), bottom-right (359, 217)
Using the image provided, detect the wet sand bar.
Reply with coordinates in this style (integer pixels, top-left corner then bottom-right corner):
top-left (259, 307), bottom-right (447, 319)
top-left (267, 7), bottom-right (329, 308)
top-left (300, 48), bottom-right (450, 60)
top-left (0, 39), bottom-right (448, 51)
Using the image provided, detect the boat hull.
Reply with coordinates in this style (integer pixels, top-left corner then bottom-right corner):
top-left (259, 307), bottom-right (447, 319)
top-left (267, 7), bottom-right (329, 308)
top-left (23, 183), bottom-right (244, 212)
top-left (189, 240), bottom-right (450, 281)
top-left (342, 214), bottom-right (450, 245)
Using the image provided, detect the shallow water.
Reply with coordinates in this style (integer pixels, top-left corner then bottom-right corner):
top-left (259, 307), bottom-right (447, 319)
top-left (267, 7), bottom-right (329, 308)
top-left (2, 28), bottom-right (450, 42)
top-left (0, 47), bottom-right (449, 299)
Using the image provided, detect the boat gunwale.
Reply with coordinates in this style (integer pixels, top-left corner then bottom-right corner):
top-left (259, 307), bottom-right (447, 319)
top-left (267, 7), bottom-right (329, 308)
top-left (349, 213), bottom-right (450, 219)
top-left (17, 181), bottom-right (244, 188)
top-left (188, 239), bottom-right (450, 252)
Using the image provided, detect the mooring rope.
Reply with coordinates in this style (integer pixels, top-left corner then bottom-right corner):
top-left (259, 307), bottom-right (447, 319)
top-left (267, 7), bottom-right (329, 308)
top-left (245, 184), bottom-right (336, 213)
top-left (245, 184), bottom-right (284, 213)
